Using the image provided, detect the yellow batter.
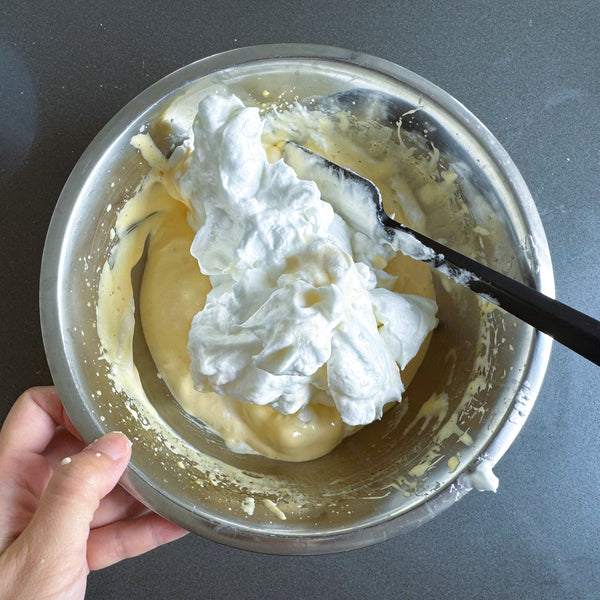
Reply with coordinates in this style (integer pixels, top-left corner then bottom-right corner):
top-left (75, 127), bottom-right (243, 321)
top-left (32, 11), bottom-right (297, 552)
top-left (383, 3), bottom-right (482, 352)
top-left (98, 105), bottom-right (437, 462)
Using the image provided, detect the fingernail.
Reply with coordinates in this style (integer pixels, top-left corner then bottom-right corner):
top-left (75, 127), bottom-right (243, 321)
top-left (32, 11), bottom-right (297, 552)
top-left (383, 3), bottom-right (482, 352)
top-left (113, 431), bottom-right (133, 448)
top-left (89, 432), bottom-right (131, 461)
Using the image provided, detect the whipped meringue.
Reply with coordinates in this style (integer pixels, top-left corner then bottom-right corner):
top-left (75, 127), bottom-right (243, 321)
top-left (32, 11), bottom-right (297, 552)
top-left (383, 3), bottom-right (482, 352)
top-left (179, 94), bottom-right (438, 426)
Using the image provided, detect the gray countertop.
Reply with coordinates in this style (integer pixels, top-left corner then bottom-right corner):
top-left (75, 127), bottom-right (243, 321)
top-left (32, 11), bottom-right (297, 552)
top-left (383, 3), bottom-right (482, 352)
top-left (1, 1), bottom-right (599, 598)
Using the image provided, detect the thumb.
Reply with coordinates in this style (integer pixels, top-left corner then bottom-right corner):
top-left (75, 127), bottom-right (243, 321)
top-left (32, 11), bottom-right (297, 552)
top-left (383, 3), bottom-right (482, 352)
top-left (24, 432), bottom-right (132, 560)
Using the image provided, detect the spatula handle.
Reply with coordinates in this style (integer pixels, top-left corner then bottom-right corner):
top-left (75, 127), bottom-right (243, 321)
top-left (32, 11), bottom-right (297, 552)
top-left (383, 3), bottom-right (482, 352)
top-left (397, 223), bottom-right (600, 366)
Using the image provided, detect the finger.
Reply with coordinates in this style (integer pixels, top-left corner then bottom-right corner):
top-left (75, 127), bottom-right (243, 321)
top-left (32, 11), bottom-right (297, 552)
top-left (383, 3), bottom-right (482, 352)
top-left (19, 432), bottom-right (132, 560)
top-left (42, 426), bottom-right (86, 469)
top-left (0, 386), bottom-right (71, 455)
top-left (90, 485), bottom-right (150, 528)
top-left (87, 513), bottom-right (189, 570)
top-left (62, 409), bottom-right (82, 440)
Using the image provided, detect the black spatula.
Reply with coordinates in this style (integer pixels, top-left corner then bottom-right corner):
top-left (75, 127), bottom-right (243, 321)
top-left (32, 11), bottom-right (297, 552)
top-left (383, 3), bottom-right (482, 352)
top-left (283, 142), bottom-right (600, 366)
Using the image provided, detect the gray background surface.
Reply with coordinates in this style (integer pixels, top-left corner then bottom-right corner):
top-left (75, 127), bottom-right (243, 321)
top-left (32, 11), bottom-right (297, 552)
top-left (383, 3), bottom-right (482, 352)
top-left (1, 1), bottom-right (599, 598)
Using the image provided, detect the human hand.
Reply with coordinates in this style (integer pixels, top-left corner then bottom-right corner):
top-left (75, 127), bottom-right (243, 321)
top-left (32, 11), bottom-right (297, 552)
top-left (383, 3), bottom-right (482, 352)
top-left (0, 386), bottom-right (188, 600)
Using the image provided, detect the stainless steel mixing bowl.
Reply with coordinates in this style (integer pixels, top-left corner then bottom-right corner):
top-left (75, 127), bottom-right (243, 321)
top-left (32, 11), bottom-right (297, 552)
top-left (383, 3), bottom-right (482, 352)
top-left (40, 44), bottom-right (553, 554)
